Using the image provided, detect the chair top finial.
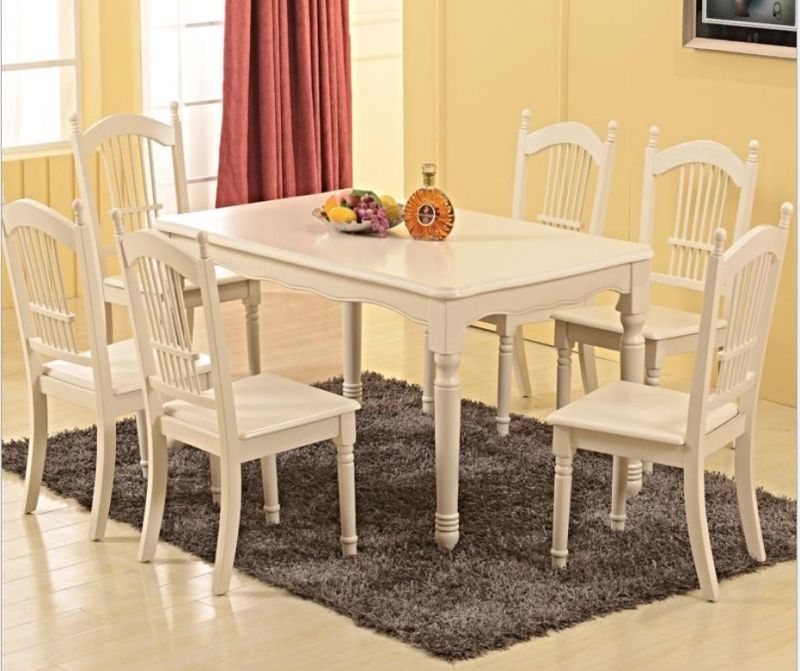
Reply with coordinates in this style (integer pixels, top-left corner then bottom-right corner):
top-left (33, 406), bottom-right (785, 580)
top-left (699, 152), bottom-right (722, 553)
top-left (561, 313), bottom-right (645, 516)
top-left (198, 231), bottom-right (210, 259)
top-left (712, 228), bottom-right (727, 256)
top-left (72, 199), bottom-right (85, 226)
top-left (111, 209), bottom-right (125, 236)
top-left (606, 120), bottom-right (618, 143)
top-left (520, 108), bottom-right (531, 131)
top-left (69, 112), bottom-right (79, 135)
top-left (747, 139), bottom-right (760, 162)
top-left (648, 126), bottom-right (660, 148)
top-left (779, 202), bottom-right (793, 230)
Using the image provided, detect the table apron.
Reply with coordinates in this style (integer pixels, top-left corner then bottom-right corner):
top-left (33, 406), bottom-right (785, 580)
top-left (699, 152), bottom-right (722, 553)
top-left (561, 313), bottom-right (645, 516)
top-left (173, 238), bottom-right (645, 355)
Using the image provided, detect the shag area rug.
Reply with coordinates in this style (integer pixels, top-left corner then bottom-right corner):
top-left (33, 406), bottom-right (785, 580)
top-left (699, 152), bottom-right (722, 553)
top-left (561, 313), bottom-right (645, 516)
top-left (2, 372), bottom-right (796, 661)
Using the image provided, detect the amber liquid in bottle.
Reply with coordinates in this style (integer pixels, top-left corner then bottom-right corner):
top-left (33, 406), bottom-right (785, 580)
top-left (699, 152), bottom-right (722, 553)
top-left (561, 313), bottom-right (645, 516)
top-left (404, 163), bottom-right (455, 240)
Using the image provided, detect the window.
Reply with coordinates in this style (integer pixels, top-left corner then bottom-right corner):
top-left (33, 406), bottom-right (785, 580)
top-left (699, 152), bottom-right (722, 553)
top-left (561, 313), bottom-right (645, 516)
top-left (1, 0), bottom-right (80, 153)
top-left (141, 0), bottom-right (225, 211)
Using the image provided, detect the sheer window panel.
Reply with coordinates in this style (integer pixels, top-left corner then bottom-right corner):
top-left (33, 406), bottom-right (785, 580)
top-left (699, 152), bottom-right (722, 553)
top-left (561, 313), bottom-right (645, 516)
top-left (1, 0), bottom-right (75, 64)
top-left (188, 180), bottom-right (217, 212)
top-left (181, 24), bottom-right (224, 101)
top-left (145, 0), bottom-right (178, 29)
top-left (182, 103), bottom-right (222, 180)
top-left (145, 29), bottom-right (180, 108)
top-left (2, 66), bottom-right (76, 147)
top-left (181, 0), bottom-right (224, 25)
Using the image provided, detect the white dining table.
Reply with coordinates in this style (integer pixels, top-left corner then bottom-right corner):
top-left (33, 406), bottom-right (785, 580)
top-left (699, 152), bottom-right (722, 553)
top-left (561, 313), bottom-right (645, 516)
top-left (156, 192), bottom-right (653, 551)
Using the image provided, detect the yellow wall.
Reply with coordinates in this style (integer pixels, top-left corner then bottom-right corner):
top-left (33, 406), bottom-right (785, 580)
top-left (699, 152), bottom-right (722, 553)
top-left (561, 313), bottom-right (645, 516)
top-left (2, 0), bottom-right (142, 307)
top-left (404, 0), bottom-right (796, 406)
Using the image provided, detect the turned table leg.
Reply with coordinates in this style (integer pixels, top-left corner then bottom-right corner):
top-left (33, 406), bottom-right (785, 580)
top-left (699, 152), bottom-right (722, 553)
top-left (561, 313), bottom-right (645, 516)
top-left (342, 302), bottom-right (363, 402)
top-left (617, 288), bottom-right (647, 499)
top-left (434, 352), bottom-right (462, 551)
top-left (422, 327), bottom-right (435, 415)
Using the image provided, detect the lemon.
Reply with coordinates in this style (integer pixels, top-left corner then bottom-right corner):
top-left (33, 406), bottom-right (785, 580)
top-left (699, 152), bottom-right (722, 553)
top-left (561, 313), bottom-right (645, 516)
top-left (380, 195), bottom-right (401, 221)
top-left (329, 206), bottom-right (357, 224)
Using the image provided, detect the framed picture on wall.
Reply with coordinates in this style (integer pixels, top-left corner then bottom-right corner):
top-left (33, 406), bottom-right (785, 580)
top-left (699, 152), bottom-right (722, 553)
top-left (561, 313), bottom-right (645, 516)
top-left (683, 0), bottom-right (797, 58)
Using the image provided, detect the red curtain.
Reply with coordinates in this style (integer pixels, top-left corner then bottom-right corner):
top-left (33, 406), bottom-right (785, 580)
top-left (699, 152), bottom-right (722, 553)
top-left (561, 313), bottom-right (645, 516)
top-left (216, 0), bottom-right (353, 207)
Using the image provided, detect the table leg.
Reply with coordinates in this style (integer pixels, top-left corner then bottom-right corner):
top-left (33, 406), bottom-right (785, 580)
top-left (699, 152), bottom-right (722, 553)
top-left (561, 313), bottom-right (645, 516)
top-left (342, 302), bottom-right (362, 402)
top-left (617, 291), bottom-right (646, 498)
top-left (434, 351), bottom-right (461, 551)
top-left (422, 327), bottom-right (434, 415)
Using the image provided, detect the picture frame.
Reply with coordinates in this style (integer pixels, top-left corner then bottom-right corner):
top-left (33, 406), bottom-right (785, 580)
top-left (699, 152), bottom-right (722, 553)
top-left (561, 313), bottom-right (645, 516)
top-left (683, 0), bottom-right (797, 58)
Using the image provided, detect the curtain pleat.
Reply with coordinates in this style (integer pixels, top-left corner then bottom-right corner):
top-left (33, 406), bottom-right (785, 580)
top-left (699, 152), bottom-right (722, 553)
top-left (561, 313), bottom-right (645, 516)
top-left (216, 0), bottom-right (352, 207)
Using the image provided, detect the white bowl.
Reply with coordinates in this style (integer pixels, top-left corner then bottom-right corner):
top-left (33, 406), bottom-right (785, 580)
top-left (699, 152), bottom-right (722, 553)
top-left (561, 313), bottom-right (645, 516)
top-left (312, 205), bottom-right (404, 234)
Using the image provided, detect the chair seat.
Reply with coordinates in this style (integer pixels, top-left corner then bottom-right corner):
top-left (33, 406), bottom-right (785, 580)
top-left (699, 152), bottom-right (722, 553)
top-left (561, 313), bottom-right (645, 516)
top-left (163, 373), bottom-right (360, 441)
top-left (550, 304), bottom-right (727, 341)
top-left (104, 265), bottom-right (247, 293)
top-left (44, 339), bottom-right (210, 396)
top-left (547, 381), bottom-right (739, 446)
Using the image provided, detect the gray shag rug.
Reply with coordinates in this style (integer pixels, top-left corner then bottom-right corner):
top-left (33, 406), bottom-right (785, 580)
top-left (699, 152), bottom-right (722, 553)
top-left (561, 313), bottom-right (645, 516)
top-left (1, 372), bottom-right (796, 661)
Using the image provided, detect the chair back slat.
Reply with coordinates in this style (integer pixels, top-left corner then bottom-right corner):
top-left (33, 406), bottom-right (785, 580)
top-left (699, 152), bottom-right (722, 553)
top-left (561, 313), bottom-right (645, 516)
top-left (2, 199), bottom-right (112, 385)
top-left (72, 103), bottom-right (189, 280)
top-left (687, 205), bottom-right (791, 442)
top-left (132, 246), bottom-right (204, 401)
top-left (511, 110), bottom-right (617, 236)
top-left (639, 127), bottom-right (759, 293)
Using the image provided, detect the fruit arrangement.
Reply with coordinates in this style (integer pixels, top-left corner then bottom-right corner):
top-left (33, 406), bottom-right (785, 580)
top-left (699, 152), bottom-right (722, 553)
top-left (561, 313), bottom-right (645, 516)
top-left (315, 189), bottom-right (403, 237)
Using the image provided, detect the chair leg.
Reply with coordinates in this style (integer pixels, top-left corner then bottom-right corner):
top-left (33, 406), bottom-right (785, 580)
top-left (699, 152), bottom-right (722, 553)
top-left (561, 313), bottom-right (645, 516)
top-left (134, 410), bottom-right (148, 478)
top-left (261, 455), bottom-right (280, 524)
top-left (551, 427), bottom-right (576, 569)
top-left (555, 321), bottom-right (572, 410)
top-left (105, 302), bottom-right (114, 344)
top-left (642, 344), bottom-right (663, 476)
top-left (734, 427), bottom-right (766, 562)
top-left (610, 455), bottom-right (629, 531)
top-left (335, 414), bottom-right (358, 557)
top-left (422, 328), bottom-right (434, 415)
top-left (244, 280), bottom-right (261, 376)
top-left (512, 327), bottom-right (532, 398)
top-left (496, 321), bottom-right (513, 436)
top-left (138, 431), bottom-right (169, 562)
top-left (209, 454), bottom-right (221, 506)
top-left (212, 459), bottom-right (243, 595)
top-left (577, 343), bottom-right (599, 393)
top-left (683, 461), bottom-right (719, 601)
top-left (89, 416), bottom-right (117, 541)
top-left (21, 387), bottom-right (48, 514)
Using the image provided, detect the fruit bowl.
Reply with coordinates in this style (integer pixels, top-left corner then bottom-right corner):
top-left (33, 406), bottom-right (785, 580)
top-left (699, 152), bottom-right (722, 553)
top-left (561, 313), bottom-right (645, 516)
top-left (312, 207), bottom-right (404, 234)
top-left (314, 189), bottom-right (404, 236)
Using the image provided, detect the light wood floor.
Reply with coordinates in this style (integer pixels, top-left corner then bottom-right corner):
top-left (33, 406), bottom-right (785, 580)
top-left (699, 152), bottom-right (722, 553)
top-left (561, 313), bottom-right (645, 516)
top-left (2, 288), bottom-right (796, 670)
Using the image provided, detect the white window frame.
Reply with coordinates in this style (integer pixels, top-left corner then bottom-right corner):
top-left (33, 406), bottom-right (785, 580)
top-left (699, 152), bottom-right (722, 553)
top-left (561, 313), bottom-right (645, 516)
top-left (1, 0), bottom-right (82, 155)
top-left (140, 1), bottom-right (224, 203)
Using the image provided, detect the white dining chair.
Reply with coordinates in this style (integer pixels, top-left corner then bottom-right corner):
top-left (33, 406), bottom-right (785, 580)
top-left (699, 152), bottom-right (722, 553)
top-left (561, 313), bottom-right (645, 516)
top-left (70, 102), bottom-right (262, 375)
top-left (547, 203), bottom-right (791, 602)
top-left (552, 128), bottom-right (759, 413)
top-left (460, 109), bottom-right (617, 435)
top-left (2, 198), bottom-right (160, 540)
top-left (113, 212), bottom-right (360, 595)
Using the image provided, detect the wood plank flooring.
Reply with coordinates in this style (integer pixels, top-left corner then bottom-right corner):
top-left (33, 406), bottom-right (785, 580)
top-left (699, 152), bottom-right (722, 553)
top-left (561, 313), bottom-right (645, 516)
top-left (1, 288), bottom-right (796, 670)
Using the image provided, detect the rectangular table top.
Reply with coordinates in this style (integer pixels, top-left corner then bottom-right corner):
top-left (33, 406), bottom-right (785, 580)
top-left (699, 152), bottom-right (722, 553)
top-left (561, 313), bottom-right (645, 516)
top-left (157, 193), bottom-right (652, 300)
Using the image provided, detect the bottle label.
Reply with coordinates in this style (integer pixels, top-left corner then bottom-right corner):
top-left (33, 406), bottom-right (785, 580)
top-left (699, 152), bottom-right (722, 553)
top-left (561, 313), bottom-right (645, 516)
top-left (417, 204), bottom-right (436, 226)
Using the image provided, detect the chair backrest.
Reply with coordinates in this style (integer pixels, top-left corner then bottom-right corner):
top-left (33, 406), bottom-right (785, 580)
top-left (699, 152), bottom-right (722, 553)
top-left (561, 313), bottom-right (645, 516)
top-left (511, 109), bottom-right (617, 236)
top-left (639, 126), bottom-right (759, 293)
top-left (71, 102), bottom-right (189, 280)
top-left (113, 212), bottom-right (236, 442)
top-left (686, 203), bottom-right (791, 447)
top-left (2, 198), bottom-right (113, 391)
